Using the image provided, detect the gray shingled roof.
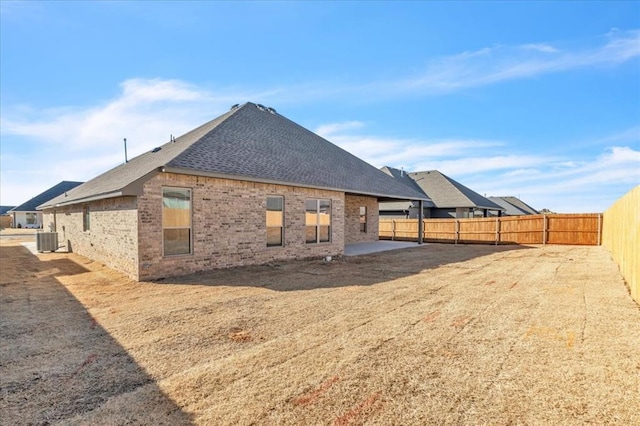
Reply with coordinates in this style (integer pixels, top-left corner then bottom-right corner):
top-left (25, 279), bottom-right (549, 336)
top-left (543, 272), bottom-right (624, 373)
top-left (487, 197), bottom-right (528, 215)
top-left (40, 103), bottom-right (427, 209)
top-left (0, 206), bottom-right (16, 215)
top-left (500, 196), bottom-right (538, 215)
top-left (398, 170), bottom-right (504, 211)
top-left (380, 166), bottom-right (434, 209)
top-left (488, 196), bottom-right (538, 215)
top-left (12, 181), bottom-right (83, 212)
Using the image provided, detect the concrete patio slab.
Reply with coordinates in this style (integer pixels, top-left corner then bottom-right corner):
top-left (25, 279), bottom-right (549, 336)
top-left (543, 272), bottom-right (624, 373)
top-left (344, 240), bottom-right (423, 256)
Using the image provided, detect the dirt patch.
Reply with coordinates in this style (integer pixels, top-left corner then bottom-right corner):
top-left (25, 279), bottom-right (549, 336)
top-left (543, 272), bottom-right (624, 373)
top-left (1, 240), bottom-right (639, 424)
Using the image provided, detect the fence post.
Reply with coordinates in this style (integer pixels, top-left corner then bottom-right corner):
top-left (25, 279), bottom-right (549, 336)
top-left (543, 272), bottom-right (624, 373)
top-left (455, 219), bottom-right (459, 245)
top-left (392, 220), bottom-right (396, 241)
top-left (543, 215), bottom-right (547, 245)
top-left (417, 200), bottom-right (424, 245)
top-left (495, 216), bottom-right (500, 245)
top-left (597, 213), bottom-right (601, 246)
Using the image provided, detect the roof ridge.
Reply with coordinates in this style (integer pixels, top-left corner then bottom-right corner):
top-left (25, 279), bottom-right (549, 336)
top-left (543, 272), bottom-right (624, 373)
top-left (41, 104), bottom-right (430, 208)
top-left (39, 107), bottom-right (242, 208)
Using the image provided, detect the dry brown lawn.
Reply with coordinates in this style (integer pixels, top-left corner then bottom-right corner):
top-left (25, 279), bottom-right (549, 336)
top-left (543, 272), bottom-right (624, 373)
top-left (1, 235), bottom-right (639, 425)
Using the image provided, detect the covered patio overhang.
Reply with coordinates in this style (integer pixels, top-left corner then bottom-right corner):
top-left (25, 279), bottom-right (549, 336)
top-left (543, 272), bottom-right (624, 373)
top-left (376, 196), bottom-right (429, 244)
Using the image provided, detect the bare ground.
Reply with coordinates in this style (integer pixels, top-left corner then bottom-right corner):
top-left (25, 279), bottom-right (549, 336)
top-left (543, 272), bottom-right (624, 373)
top-left (1, 237), bottom-right (639, 425)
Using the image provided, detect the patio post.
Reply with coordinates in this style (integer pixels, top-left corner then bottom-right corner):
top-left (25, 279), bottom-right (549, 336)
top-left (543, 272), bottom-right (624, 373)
top-left (418, 200), bottom-right (424, 244)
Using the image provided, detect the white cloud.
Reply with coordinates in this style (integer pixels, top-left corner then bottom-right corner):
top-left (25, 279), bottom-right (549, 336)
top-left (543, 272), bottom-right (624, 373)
top-left (316, 120), bottom-right (506, 168)
top-left (593, 126), bottom-right (640, 145)
top-left (396, 29), bottom-right (640, 94)
top-left (502, 168), bottom-right (542, 177)
top-left (315, 121), bottom-right (366, 137)
top-left (315, 123), bottom-right (505, 170)
top-left (0, 78), bottom-right (232, 156)
top-left (413, 155), bottom-right (549, 176)
top-left (470, 146), bottom-right (640, 212)
top-left (520, 43), bottom-right (559, 53)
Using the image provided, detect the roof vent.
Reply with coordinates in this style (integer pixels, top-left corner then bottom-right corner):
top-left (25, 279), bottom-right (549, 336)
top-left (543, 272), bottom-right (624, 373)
top-left (256, 104), bottom-right (266, 111)
top-left (151, 147), bottom-right (162, 153)
top-left (267, 107), bottom-right (276, 114)
top-left (230, 104), bottom-right (239, 110)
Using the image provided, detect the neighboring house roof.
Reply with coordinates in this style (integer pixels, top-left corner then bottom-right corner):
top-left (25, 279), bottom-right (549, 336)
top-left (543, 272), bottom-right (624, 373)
top-left (380, 166), bottom-right (435, 208)
top-left (382, 167), bottom-right (504, 211)
top-left (0, 206), bottom-right (16, 215)
top-left (489, 196), bottom-right (538, 215)
top-left (40, 103), bottom-right (428, 209)
top-left (10, 181), bottom-right (83, 212)
top-left (486, 197), bottom-right (529, 215)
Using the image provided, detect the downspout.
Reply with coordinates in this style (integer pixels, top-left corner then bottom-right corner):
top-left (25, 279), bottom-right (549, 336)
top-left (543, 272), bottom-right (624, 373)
top-left (418, 200), bottom-right (424, 244)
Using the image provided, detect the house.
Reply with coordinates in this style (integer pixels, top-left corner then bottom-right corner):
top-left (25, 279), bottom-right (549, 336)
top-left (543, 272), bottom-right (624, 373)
top-left (38, 102), bottom-right (428, 281)
top-left (380, 167), bottom-right (504, 218)
top-left (9, 181), bottom-right (83, 229)
top-left (487, 196), bottom-right (538, 216)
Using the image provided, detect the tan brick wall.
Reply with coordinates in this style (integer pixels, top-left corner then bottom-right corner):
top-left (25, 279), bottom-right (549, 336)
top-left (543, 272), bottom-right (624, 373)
top-left (344, 194), bottom-right (379, 244)
top-left (42, 197), bottom-right (139, 279)
top-left (138, 173), bottom-right (345, 280)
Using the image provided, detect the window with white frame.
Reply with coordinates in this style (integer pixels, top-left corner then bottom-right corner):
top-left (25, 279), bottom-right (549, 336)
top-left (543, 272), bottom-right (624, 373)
top-left (163, 187), bottom-right (191, 255)
top-left (305, 199), bottom-right (331, 244)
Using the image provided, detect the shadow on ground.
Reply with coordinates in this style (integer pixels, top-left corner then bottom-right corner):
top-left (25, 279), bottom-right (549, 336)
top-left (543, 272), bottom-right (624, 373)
top-left (0, 244), bottom-right (193, 425)
top-left (163, 243), bottom-right (533, 291)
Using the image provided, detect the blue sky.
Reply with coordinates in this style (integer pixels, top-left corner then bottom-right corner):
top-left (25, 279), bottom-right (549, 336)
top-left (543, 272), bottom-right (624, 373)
top-left (1, 1), bottom-right (638, 212)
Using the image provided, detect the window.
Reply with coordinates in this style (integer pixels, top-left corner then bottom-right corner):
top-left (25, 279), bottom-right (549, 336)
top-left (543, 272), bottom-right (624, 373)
top-left (359, 206), bottom-right (367, 233)
top-left (305, 199), bottom-right (331, 244)
top-left (266, 196), bottom-right (284, 247)
top-left (82, 206), bottom-right (90, 231)
top-left (163, 188), bottom-right (191, 255)
top-left (26, 212), bottom-right (37, 225)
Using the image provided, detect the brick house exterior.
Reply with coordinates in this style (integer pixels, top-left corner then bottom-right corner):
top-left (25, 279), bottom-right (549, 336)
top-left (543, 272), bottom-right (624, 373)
top-left (40, 103), bottom-right (427, 281)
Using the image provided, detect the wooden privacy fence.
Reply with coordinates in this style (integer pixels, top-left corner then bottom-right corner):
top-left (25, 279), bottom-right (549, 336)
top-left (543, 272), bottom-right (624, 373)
top-left (602, 186), bottom-right (638, 304)
top-left (0, 215), bottom-right (11, 229)
top-left (379, 214), bottom-right (602, 245)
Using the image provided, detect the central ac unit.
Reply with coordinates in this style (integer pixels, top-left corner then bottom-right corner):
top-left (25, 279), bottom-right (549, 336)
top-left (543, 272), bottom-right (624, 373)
top-left (36, 232), bottom-right (59, 252)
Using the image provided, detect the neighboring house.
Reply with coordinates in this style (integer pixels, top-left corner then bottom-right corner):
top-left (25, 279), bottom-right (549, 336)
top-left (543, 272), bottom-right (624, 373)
top-left (0, 206), bottom-right (16, 229)
top-left (38, 102), bottom-right (428, 281)
top-left (9, 182), bottom-right (83, 229)
top-left (377, 168), bottom-right (435, 218)
top-left (487, 196), bottom-right (539, 216)
top-left (380, 167), bottom-right (504, 218)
